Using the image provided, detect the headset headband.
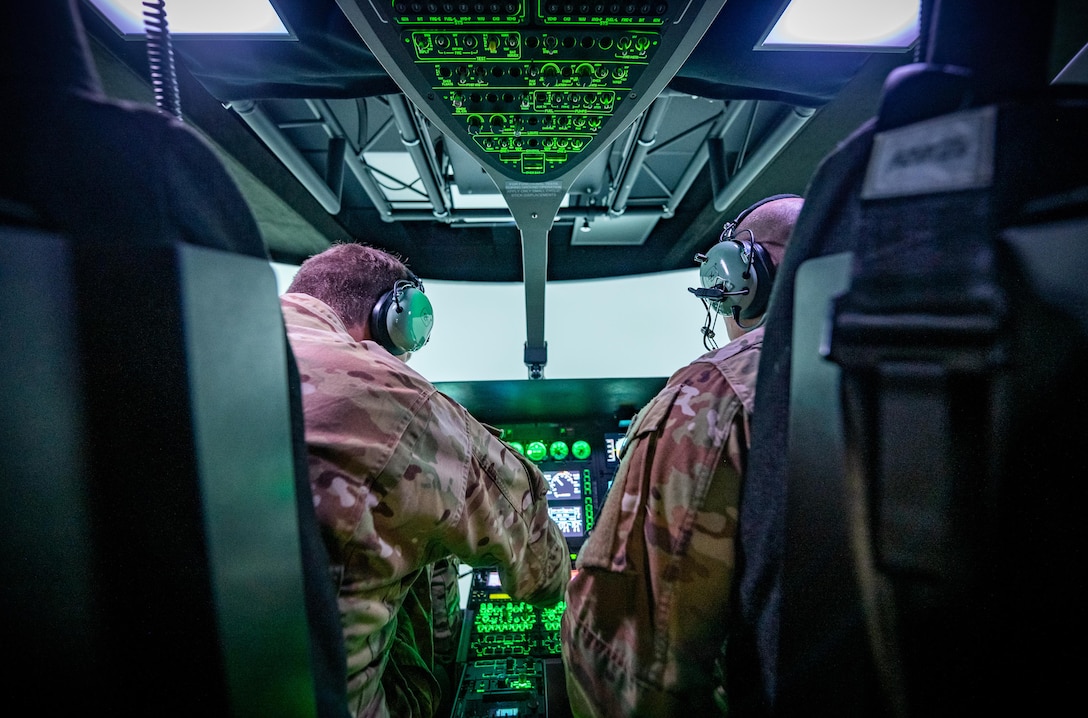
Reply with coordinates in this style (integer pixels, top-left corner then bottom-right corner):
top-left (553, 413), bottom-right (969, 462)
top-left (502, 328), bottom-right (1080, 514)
top-left (722, 193), bottom-right (803, 242)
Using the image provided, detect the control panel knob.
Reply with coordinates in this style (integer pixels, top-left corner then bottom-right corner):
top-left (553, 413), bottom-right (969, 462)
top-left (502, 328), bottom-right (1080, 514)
top-left (576, 63), bottom-right (594, 86)
top-left (540, 63), bottom-right (560, 86)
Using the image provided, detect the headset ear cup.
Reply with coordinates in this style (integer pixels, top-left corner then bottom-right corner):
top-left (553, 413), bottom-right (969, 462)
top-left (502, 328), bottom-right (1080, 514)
top-left (369, 288), bottom-right (398, 354)
top-left (370, 284), bottom-right (434, 355)
top-left (385, 286), bottom-right (433, 353)
top-left (698, 239), bottom-right (776, 320)
top-left (741, 240), bottom-right (775, 319)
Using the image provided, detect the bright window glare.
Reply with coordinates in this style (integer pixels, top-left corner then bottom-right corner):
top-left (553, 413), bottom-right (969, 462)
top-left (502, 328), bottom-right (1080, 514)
top-left (364, 152), bottom-right (428, 203)
top-left (272, 263), bottom-right (709, 381)
top-left (448, 185), bottom-right (571, 212)
top-left (449, 186), bottom-right (508, 211)
top-left (762, 0), bottom-right (919, 49)
top-left (86, 0), bottom-right (290, 36)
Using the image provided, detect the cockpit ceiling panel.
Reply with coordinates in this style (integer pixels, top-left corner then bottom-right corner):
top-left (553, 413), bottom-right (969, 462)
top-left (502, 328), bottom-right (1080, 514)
top-left (334, 0), bottom-right (727, 183)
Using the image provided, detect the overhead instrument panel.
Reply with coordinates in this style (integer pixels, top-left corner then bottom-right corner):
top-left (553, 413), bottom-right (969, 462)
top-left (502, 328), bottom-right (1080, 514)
top-left (334, 0), bottom-right (726, 376)
top-left (337, 1), bottom-right (725, 183)
top-left (397, 1), bottom-right (664, 179)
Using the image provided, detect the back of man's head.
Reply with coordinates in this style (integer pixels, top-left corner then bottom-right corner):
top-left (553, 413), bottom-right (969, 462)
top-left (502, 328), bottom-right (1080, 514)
top-left (287, 243), bottom-right (409, 328)
top-left (736, 195), bottom-right (805, 269)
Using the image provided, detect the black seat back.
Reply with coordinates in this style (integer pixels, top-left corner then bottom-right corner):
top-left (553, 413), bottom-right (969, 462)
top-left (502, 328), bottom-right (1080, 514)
top-left (1, 234), bottom-right (321, 716)
top-left (819, 105), bottom-right (1088, 716)
top-left (729, 1), bottom-right (1088, 715)
top-left (1, 2), bottom-right (346, 715)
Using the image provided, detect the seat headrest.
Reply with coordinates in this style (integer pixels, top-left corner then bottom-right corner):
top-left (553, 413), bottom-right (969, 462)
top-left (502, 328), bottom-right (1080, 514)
top-left (2, 0), bottom-right (103, 100)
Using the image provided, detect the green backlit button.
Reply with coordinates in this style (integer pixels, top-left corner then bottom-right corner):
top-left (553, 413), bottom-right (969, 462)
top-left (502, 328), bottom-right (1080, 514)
top-left (571, 440), bottom-right (591, 460)
top-left (526, 441), bottom-right (548, 462)
top-left (508, 441), bottom-right (525, 456)
top-left (549, 441), bottom-right (569, 460)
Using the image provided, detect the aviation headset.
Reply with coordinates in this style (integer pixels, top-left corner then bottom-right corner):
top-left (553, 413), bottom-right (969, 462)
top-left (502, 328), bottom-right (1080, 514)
top-left (369, 272), bottom-right (434, 356)
top-left (689, 193), bottom-right (802, 322)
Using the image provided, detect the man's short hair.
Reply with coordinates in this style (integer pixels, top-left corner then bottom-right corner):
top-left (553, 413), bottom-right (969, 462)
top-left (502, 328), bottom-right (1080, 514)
top-left (287, 243), bottom-right (410, 328)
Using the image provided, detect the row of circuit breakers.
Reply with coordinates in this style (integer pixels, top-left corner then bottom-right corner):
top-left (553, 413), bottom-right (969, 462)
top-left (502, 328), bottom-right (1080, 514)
top-left (390, 1), bottom-right (672, 175)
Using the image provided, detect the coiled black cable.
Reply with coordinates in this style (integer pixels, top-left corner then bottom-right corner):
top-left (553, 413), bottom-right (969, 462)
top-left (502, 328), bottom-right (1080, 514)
top-left (142, 0), bottom-right (182, 121)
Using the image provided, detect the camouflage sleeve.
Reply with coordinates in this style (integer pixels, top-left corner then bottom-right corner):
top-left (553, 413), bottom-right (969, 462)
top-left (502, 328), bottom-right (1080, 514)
top-left (437, 396), bottom-right (572, 608)
top-left (430, 556), bottom-right (463, 665)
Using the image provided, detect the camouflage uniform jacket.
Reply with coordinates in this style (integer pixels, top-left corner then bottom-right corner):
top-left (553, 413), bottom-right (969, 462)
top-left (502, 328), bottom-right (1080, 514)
top-left (281, 293), bottom-right (571, 718)
top-left (561, 327), bottom-right (763, 717)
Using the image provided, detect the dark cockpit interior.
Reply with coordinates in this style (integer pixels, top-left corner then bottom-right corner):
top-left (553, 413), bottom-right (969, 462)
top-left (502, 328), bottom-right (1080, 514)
top-left (3, 1), bottom-right (1088, 717)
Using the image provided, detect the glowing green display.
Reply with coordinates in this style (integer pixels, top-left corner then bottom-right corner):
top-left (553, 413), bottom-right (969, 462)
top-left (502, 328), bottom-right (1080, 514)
top-left (508, 441), bottom-right (525, 455)
top-left (549, 440), bottom-right (569, 460)
top-left (539, 601), bottom-right (566, 632)
top-left (526, 441), bottom-right (548, 461)
top-left (571, 440), bottom-right (591, 459)
top-left (475, 601), bottom-right (538, 632)
top-left (469, 598), bottom-right (567, 659)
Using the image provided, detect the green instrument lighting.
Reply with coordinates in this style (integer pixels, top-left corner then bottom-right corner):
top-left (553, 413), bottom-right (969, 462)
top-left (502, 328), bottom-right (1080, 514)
top-left (390, 3), bottom-right (669, 178)
top-left (549, 441), bottom-right (569, 460)
top-left (571, 440), bottom-right (591, 459)
top-left (526, 441), bottom-right (548, 461)
top-left (509, 441), bottom-right (525, 456)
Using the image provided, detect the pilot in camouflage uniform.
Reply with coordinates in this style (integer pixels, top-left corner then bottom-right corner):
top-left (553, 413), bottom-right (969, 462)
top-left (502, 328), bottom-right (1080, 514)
top-left (560, 195), bottom-right (802, 717)
top-left (561, 329), bottom-right (760, 716)
top-left (282, 265), bottom-right (570, 718)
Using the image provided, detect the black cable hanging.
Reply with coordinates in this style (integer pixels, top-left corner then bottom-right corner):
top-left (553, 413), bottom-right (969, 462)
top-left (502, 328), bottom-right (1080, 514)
top-left (143, 0), bottom-right (182, 121)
